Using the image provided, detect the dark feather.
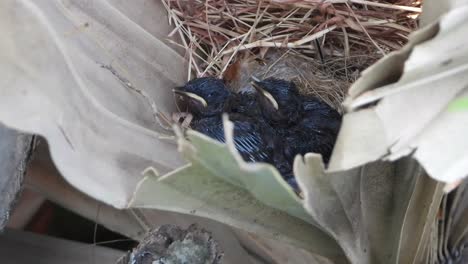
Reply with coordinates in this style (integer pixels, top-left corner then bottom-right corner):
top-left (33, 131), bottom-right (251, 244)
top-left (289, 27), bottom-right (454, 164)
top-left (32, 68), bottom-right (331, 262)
top-left (282, 97), bottom-right (341, 163)
top-left (191, 115), bottom-right (272, 163)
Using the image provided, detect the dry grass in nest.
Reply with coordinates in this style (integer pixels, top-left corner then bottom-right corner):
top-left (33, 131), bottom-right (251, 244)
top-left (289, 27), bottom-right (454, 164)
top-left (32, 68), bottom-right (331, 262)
top-left (224, 49), bottom-right (379, 112)
top-left (163, 0), bottom-right (421, 108)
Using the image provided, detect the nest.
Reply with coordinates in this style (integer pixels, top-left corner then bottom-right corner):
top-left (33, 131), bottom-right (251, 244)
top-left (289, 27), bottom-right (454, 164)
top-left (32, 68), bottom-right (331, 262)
top-left (163, 0), bottom-right (421, 109)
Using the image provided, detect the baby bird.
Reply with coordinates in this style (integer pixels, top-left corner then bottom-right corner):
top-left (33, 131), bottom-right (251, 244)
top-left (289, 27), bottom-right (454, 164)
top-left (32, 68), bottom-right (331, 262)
top-left (173, 77), bottom-right (273, 163)
top-left (251, 77), bottom-right (342, 164)
top-left (226, 90), bottom-right (261, 118)
top-left (174, 77), bottom-right (230, 118)
top-left (250, 77), bottom-right (302, 127)
top-left (292, 95), bottom-right (342, 163)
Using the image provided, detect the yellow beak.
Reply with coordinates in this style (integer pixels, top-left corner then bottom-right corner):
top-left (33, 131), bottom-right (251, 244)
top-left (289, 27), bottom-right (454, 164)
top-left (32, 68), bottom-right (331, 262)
top-left (250, 78), bottom-right (279, 110)
top-left (173, 89), bottom-right (208, 108)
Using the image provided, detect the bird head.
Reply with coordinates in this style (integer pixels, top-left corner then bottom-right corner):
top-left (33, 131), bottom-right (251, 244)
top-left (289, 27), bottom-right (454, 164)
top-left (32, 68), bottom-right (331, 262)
top-left (250, 77), bottom-right (302, 126)
top-left (173, 77), bottom-right (230, 117)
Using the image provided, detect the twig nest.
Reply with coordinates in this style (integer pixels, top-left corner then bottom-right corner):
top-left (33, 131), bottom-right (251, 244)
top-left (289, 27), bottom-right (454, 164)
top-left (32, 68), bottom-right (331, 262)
top-left (225, 50), bottom-right (376, 113)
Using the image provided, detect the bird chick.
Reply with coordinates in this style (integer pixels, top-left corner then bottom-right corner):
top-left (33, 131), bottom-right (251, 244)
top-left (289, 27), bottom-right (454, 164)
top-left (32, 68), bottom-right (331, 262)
top-left (285, 96), bottom-right (342, 163)
top-left (251, 77), bottom-right (342, 164)
top-left (173, 77), bottom-right (273, 164)
top-left (226, 90), bottom-right (261, 118)
top-left (251, 77), bottom-right (302, 127)
top-left (173, 77), bottom-right (230, 118)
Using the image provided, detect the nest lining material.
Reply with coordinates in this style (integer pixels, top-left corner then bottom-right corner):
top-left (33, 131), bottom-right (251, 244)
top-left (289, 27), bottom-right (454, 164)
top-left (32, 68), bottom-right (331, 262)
top-left (164, 0), bottom-right (421, 110)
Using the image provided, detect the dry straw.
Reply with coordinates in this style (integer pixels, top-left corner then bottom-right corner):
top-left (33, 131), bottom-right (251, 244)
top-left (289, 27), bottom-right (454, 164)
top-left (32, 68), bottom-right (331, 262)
top-left (163, 0), bottom-right (421, 109)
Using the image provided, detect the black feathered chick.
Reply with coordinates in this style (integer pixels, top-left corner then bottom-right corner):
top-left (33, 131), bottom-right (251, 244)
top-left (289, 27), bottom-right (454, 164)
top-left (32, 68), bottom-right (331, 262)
top-left (173, 77), bottom-right (273, 163)
top-left (288, 96), bottom-right (342, 163)
top-left (251, 77), bottom-right (342, 164)
top-left (251, 77), bottom-right (302, 127)
top-left (173, 77), bottom-right (230, 118)
top-left (226, 90), bottom-right (261, 118)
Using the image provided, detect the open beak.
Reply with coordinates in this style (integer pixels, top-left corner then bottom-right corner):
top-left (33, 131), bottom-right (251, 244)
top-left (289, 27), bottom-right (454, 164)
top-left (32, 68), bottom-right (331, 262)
top-left (250, 77), bottom-right (279, 110)
top-left (173, 89), bottom-right (208, 108)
